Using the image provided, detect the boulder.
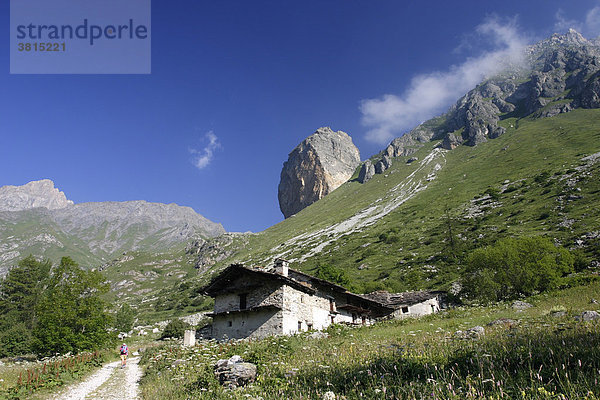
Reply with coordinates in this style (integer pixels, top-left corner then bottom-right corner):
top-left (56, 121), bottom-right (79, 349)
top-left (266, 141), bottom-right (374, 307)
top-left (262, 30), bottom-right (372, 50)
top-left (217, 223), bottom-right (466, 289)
top-left (574, 311), bottom-right (600, 321)
top-left (468, 326), bottom-right (485, 337)
top-left (214, 355), bottom-right (257, 389)
top-left (512, 300), bottom-right (533, 310)
top-left (454, 326), bottom-right (485, 339)
top-left (278, 127), bottom-right (360, 218)
top-left (550, 311), bottom-right (567, 318)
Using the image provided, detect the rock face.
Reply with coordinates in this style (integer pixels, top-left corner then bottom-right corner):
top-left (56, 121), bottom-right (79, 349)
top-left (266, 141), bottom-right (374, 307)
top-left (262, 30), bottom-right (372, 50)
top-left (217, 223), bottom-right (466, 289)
top-left (278, 127), bottom-right (360, 218)
top-left (357, 160), bottom-right (375, 183)
top-left (0, 179), bottom-right (73, 212)
top-left (382, 29), bottom-right (600, 157)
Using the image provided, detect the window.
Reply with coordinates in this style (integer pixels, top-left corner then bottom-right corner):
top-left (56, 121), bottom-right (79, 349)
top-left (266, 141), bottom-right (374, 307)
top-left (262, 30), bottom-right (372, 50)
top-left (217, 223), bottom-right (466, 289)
top-left (431, 304), bottom-right (436, 313)
top-left (307, 323), bottom-right (313, 330)
top-left (330, 316), bottom-right (335, 324)
top-left (401, 306), bottom-right (409, 314)
top-left (352, 313), bottom-right (357, 323)
top-left (300, 295), bottom-right (304, 303)
top-left (239, 293), bottom-right (247, 310)
top-left (228, 321), bottom-right (232, 327)
top-left (362, 316), bottom-right (366, 325)
top-left (298, 321), bottom-right (302, 331)
top-left (329, 299), bottom-right (335, 312)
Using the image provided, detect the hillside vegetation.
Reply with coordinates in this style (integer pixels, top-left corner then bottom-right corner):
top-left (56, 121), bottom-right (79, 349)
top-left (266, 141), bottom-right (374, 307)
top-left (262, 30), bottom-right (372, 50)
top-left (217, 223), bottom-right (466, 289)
top-left (185, 109), bottom-right (600, 296)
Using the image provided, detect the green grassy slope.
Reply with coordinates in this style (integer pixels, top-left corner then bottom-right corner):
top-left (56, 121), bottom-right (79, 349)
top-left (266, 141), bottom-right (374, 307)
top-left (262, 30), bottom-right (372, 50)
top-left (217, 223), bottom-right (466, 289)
top-left (100, 247), bottom-right (212, 324)
top-left (200, 109), bottom-right (600, 293)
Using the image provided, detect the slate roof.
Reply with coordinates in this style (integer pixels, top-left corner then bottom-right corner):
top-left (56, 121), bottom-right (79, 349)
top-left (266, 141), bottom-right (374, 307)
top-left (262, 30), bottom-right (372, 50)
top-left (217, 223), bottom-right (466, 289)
top-left (362, 290), bottom-right (444, 309)
top-left (202, 263), bottom-right (316, 296)
top-left (202, 263), bottom-right (394, 316)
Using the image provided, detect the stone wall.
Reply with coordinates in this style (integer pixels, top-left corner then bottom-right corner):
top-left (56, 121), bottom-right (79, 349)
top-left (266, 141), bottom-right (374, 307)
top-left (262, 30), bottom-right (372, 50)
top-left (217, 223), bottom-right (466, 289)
top-left (392, 297), bottom-right (440, 319)
top-left (279, 284), bottom-right (372, 334)
top-left (212, 309), bottom-right (282, 340)
top-left (213, 277), bottom-right (282, 314)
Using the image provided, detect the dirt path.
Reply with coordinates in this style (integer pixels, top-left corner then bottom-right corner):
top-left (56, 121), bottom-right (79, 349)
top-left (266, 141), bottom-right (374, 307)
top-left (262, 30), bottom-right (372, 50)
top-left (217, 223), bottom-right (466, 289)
top-left (51, 357), bottom-right (142, 400)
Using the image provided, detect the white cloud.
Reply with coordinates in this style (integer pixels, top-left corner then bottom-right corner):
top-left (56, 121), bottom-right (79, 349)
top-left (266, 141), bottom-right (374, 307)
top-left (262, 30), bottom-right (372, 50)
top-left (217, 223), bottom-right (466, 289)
top-left (554, 4), bottom-right (600, 37)
top-left (554, 9), bottom-right (583, 34)
top-left (585, 6), bottom-right (600, 36)
top-left (360, 17), bottom-right (528, 145)
top-left (190, 131), bottom-right (221, 170)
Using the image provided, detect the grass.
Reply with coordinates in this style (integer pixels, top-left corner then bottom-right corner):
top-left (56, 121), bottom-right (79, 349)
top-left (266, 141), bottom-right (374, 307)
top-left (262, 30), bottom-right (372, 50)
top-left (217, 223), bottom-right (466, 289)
top-left (138, 282), bottom-right (600, 399)
top-left (0, 351), bottom-right (107, 400)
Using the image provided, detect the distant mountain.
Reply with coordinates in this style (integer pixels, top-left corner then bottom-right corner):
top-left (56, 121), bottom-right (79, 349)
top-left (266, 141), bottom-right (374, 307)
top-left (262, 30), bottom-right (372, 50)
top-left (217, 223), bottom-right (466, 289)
top-left (0, 179), bottom-right (73, 211)
top-left (0, 180), bottom-right (225, 274)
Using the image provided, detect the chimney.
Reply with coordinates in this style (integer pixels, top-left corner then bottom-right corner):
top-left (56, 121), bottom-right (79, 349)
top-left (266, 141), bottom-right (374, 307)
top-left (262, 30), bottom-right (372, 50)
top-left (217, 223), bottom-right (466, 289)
top-left (274, 258), bottom-right (289, 277)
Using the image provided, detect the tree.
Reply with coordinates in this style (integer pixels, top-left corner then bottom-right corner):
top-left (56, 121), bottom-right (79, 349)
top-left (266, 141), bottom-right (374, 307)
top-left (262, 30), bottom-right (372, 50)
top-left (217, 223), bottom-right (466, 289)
top-left (0, 255), bottom-right (51, 328)
top-left (115, 303), bottom-right (135, 333)
top-left (33, 257), bottom-right (112, 355)
top-left (160, 319), bottom-right (190, 340)
top-left (0, 255), bottom-right (51, 356)
top-left (462, 237), bottom-right (574, 302)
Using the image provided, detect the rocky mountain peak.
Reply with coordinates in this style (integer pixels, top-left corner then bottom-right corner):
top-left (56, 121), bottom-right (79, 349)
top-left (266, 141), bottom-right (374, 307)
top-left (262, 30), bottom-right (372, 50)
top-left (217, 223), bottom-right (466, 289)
top-left (547, 28), bottom-right (589, 47)
top-left (0, 179), bottom-right (74, 212)
top-left (378, 30), bottom-right (600, 160)
top-left (278, 127), bottom-right (360, 218)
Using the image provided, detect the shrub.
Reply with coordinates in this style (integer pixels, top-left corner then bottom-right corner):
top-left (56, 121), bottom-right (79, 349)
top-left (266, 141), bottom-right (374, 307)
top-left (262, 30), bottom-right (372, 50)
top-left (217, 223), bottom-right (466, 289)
top-left (534, 171), bottom-right (551, 184)
top-left (160, 319), bottom-right (190, 340)
top-left (462, 237), bottom-right (574, 302)
top-left (115, 303), bottom-right (135, 333)
top-left (315, 264), bottom-right (350, 286)
top-left (0, 323), bottom-right (33, 357)
top-left (484, 187), bottom-right (501, 200)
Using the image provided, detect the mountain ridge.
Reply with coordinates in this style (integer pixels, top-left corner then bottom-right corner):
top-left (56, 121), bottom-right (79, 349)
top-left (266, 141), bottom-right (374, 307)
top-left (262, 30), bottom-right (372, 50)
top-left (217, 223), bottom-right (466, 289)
top-left (0, 179), bottom-right (225, 274)
top-left (378, 29), bottom-right (600, 160)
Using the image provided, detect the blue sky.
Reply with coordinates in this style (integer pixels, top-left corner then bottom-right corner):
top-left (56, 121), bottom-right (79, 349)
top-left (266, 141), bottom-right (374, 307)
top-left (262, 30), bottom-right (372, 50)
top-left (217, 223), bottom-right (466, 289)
top-left (1, 1), bottom-right (599, 232)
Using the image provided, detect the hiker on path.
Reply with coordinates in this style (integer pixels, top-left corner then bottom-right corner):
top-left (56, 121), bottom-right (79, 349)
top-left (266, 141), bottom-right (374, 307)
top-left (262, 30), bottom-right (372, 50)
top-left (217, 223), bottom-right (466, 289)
top-left (120, 343), bottom-right (129, 368)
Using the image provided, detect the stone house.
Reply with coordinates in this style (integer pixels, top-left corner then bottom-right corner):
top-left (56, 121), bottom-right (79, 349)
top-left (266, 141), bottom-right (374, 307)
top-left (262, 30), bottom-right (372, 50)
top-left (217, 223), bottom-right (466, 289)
top-left (362, 290), bottom-right (445, 318)
top-left (202, 259), bottom-right (444, 340)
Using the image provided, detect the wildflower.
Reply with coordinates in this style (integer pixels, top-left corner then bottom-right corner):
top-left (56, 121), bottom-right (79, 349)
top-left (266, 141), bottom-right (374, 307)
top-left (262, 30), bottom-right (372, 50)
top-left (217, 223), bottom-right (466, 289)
top-left (322, 391), bottom-right (336, 400)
